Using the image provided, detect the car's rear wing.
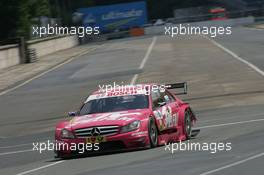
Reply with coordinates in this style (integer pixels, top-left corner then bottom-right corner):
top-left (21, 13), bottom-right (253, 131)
top-left (165, 82), bottom-right (187, 95)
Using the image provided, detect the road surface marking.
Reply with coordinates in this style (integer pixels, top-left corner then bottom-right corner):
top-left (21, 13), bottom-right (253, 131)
top-left (199, 152), bottom-right (264, 175)
top-left (248, 28), bottom-right (263, 31)
top-left (0, 46), bottom-right (101, 96)
top-left (130, 36), bottom-right (157, 84)
top-left (130, 74), bottom-right (139, 86)
top-left (16, 161), bottom-right (65, 175)
top-left (0, 149), bottom-right (33, 156)
top-left (196, 118), bottom-right (264, 129)
top-left (0, 143), bottom-right (32, 149)
top-left (0, 139), bottom-right (49, 149)
top-left (204, 35), bottom-right (264, 77)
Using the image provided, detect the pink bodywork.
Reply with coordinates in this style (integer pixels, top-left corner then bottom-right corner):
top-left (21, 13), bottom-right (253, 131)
top-left (55, 84), bottom-right (197, 155)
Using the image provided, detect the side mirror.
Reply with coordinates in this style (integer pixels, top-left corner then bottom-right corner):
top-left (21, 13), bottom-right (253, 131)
top-left (68, 111), bottom-right (77, 117)
top-left (158, 101), bottom-right (166, 107)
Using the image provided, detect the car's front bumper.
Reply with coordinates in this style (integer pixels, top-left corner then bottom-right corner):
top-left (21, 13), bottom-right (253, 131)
top-left (55, 130), bottom-right (150, 155)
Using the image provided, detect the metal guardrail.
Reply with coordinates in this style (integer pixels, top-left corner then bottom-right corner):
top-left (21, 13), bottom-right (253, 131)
top-left (0, 37), bottom-right (38, 64)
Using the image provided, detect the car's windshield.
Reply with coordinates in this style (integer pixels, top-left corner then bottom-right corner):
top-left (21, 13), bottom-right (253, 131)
top-left (79, 94), bottom-right (149, 115)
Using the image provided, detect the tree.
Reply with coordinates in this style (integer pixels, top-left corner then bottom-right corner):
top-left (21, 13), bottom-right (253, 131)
top-left (29, 0), bottom-right (51, 17)
top-left (16, 0), bottom-right (31, 39)
top-left (0, 0), bottom-right (52, 40)
top-left (0, 0), bottom-right (17, 40)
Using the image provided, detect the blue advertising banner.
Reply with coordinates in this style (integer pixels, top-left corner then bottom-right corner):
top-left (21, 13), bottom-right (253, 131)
top-left (77, 1), bottom-right (147, 33)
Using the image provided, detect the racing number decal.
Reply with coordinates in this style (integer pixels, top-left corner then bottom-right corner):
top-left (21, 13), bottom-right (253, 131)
top-left (162, 106), bottom-right (172, 128)
top-left (154, 106), bottom-right (177, 131)
top-left (72, 112), bottom-right (140, 125)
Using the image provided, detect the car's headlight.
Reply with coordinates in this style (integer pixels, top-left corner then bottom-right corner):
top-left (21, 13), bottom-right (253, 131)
top-left (61, 129), bottom-right (75, 139)
top-left (121, 120), bottom-right (141, 133)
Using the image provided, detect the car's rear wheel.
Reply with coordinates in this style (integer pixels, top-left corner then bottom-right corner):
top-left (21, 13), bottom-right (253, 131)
top-left (184, 110), bottom-right (192, 139)
top-left (148, 117), bottom-right (158, 148)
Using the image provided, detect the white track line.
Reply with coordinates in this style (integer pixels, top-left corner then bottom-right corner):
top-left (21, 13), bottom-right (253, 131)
top-left (248, 28), bottom-right (263, 31)
top-left (130, 36), bottom-right (157, 84)
top-left (0, 46), bottom-right (100, 97)
top-left (130, 74), bottom-right (139, 86)
top-left (204, 35), bottom-right (264, 77)
top-left (196, 118), bottom-right (264, 129)
top-left (0, 143), bottom-right (32, 149)
top-left (0, 149), bottom-right (33, 156)
top-left (0, 139), bottom-right (48, 149)
top-left (200, 152), bottom-right (264, 175)
top-left (16, 160), bottom-right (65, 175)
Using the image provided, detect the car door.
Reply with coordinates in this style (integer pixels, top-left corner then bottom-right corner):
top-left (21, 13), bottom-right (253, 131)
top-left (151, 89), bottom-right (177, 131)
top-left (163, 90), bottom-right (179, 129)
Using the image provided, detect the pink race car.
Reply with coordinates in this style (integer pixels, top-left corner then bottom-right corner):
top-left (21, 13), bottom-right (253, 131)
top-left (55, 83), bottom-right (199, 158)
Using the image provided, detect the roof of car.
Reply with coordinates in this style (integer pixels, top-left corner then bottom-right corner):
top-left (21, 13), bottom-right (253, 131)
top-left (85, 83), bottom-right (159, 102)
top-left (92, 83), bottom-right (157, 95)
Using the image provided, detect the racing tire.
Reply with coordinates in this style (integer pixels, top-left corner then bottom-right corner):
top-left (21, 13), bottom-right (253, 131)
top-left (148, 117), bottom-right (158, 148)
top-left (55, 151), bottom-right (72, 159)
top-left (184, 110), bottom-right (192, 139)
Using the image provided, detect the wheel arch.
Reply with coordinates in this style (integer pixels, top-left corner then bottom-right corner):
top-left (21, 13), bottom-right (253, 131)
top-left (149, 115), bottom-right (161, 135)
top-left (178, 103), bottom-right (196, 126)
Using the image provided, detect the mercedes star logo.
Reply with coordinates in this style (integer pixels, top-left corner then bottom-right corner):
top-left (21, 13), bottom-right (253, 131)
top-left (91, 127), bottom-right (100, 136)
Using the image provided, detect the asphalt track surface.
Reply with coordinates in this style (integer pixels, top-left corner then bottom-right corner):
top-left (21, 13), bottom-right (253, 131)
top-left (0, 26), bottom-right (264, 175)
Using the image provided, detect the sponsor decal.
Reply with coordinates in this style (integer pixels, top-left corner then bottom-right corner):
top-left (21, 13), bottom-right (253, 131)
top-left (154, 106), bottom-right (177, 130)
top-left (86, 136), bottom-right (106, 144)
top-left (71, 112), bottom-right (140, 125)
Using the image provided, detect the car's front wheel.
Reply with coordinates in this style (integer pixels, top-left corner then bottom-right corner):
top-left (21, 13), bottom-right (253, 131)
top-left (148, 117), bottom-right (158, 148)
top-left (55, 151), bottom-right (72, 159)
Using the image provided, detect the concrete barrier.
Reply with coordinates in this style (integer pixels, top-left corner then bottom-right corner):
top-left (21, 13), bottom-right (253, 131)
top-left (145, 17), bottom-right (255, 35)
top-left (145, 26), bottom-right (165, 35)
top-left (0, 35), bottom-right (79, 70)
top-left (27, 35), bottom-right (79, 57)
top-left (189, 16), bottom-right (255, 27)
top-left (0, 44), bottom-right (20, 69)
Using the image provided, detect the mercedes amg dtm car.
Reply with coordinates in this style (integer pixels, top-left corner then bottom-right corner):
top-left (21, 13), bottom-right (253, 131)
top-left (55, 83), bottom-right (198, 158)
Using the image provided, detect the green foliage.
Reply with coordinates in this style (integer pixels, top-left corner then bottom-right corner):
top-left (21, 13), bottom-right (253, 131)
top-left (37, 0), bottom-right (51, 16)
top-left (0, 0), bottom-right (18, 40)
top-left (0, 0), bottom-right (52, 40)
top-left (16, 0), bottom-right (31, 39)
top-left (29, 0), bottom-right (51, 17)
